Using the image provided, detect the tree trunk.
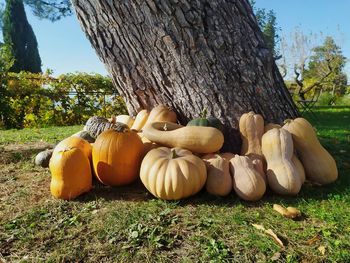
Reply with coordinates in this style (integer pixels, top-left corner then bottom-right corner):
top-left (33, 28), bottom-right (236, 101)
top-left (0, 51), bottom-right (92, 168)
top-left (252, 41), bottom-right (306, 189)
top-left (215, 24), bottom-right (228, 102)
top-left (72, 0), bottom-right (298, 152)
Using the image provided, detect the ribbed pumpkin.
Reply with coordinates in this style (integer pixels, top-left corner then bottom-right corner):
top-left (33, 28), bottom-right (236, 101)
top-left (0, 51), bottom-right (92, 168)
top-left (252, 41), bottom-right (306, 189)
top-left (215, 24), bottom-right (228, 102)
top-left (84, 116), bottom-right (116, 138)
top-left (53, 137), bottom-right (92, 160)
top-left (264, 123), bottom-right (281, 133)
top-left (131, 110), bottom-right (149, 131)
top-left (144, 105), bottom-right (177, 125)
top-left (283, 118), bottom-right (338, 185)
top-left (140, 147), bottom-right (207, 200)
top-left (92, 123), bottom-right (144, 186)
top-left (49, 147), bottom-right (92, 200)
top-left (202, 153), bottom-right (234, 196)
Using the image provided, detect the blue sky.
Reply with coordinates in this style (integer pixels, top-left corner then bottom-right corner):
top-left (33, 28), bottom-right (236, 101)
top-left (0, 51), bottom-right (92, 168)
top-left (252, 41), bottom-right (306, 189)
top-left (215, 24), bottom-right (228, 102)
top-left (2, 1), bottom-right (350, 79)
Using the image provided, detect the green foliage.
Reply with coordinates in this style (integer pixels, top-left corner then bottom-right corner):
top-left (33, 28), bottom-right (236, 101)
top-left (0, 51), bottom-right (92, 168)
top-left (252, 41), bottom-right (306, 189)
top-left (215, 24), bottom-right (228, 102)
top-left (250, 0), bottom-right (280, 56)
top-left (304, 36), bottom-right (347, 94)
top-left (316, 92), bottom-right (336, 106)
top-left (336, 94), bottom-right (350, 106)
top-left (3, 0), bottom-right (42, 73)
top-left (1, 72), bottom-right (127, 129)
top-left (24, 0), bottom-right (72, 22)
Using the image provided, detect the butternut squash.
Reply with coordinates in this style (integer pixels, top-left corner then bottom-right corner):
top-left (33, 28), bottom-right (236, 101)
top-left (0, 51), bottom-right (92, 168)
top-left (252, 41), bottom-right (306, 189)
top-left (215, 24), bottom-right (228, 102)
top-left (230, 155), bottom-right (266, 201)
top-left (283, 118), bottom-right (338, 185)
top-left (145, 105), bottom-right (177, 125)
top-left (239, 111), bottom-right (264, 157)
top-left (262, 128), bottom-right (303, 195)
top-left (202, 153), bottom-right (234, 196)
top-left (142, 122), bottom-right (224, 154)
top-left (116, 115), bottom-right (135, 128)
top-left (131, 110), bottom-right (149, 131)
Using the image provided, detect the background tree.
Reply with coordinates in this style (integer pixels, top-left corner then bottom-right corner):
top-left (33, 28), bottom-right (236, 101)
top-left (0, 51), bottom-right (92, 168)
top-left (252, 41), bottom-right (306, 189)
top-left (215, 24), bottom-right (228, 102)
top-left (3, 0), bottom-right (42, 73)
top-left (304, 36), bottom-right (347, 95)
top-left (71, 0), bottom-right (298, 152)
top-left (24, 0), bottom-right (72, 22)
top-left (250, 0), bottom-right (280, 57)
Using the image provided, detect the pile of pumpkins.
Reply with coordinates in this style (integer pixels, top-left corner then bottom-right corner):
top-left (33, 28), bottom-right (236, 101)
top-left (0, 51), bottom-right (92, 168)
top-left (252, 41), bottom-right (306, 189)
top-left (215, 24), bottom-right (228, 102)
top-left (37, 105), bottom-right (338, 201)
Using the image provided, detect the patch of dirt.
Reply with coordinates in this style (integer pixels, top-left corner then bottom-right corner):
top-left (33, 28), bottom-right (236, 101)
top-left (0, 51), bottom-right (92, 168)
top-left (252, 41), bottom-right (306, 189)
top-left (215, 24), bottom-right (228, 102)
top-left (0, 142), bottom-right (54, 164)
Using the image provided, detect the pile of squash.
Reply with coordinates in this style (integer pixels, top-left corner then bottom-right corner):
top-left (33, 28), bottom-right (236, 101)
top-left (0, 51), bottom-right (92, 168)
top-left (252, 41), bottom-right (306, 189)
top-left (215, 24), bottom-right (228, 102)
top-left (38, 105), bottom-right (338, 201)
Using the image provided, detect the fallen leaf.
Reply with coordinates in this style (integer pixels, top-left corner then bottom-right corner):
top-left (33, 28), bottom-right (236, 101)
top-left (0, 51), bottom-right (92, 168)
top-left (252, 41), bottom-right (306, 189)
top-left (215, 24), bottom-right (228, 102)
top-left (252, 224), bottom-right (265, 231)
top-left (265, 229), bottom-right (284, 248)
top-left (252, 224), bottom-right (285, 248)
top-left (318, 245), bottom-right (326, 255)
top-left (273, 204), bottom-right (301, 219)
top-left (305, 234), bottom-right (321, 245)
top-left (271, 252), bottom-right (281, 261)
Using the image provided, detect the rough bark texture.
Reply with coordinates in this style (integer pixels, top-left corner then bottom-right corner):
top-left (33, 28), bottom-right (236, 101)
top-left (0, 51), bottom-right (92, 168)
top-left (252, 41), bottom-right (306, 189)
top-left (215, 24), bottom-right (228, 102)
top-left (72, 0), bottom-right (299, 152)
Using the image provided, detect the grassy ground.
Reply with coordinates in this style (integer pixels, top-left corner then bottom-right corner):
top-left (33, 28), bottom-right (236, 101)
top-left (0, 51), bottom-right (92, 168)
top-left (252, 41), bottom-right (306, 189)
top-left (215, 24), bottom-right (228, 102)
top-left (0, 107), bottom-right (349, 262)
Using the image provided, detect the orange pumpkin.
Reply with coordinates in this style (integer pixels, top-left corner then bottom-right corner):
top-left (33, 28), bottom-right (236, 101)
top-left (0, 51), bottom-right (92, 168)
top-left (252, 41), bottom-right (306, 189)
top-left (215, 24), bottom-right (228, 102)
top-left (50, 147), bottom-right (92, 200)
top-left (92, 123), bottom-right (144, 186)
top-left (53, 137), bottom-right (92, 160)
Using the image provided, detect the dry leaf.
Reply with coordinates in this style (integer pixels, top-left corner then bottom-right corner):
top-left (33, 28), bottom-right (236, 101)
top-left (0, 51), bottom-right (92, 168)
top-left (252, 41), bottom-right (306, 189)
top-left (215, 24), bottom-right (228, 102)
top-left (271, 252), bottom-right (281, 261)
top-left (305, 234), bottom-right (321, 245)
top-left (252, 224), bottom-right (265, 231)
top-left (265, 229), bottom-right (284, 248)
top-left (273, 204), bottom-right (301, 219)
top-left (318, 245), bottom-right (326, 255)
top-left (286, 207), bottom-right (301, 218)
top-left (252, 224), bottom-right (285, 248)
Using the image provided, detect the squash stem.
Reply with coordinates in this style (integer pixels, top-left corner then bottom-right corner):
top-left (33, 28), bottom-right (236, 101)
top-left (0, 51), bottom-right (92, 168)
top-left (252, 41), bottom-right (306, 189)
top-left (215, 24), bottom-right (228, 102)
top-left (171, 149), bottom-right (178, 159)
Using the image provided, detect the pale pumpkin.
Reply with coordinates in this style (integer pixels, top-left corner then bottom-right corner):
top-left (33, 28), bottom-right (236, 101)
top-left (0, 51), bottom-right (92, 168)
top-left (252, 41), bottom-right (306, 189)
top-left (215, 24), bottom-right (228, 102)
top-left (143, 122), bottom-right (224, 154)
top-left (140, 147), bottom-right (207, 200)
top-left (53, 137), bottom-right (92, 160)
top-left (230, 155), bottom-right (266, 201)
top-left (92, 123), bottom-right (144, 186)
top-left (262, 128), bottom-right (303, 195)
top-left (239, 111), bottom-right (264, 157)
top-left (283, 118), bottom-right (338, 185)
top-left (202, 153), bottom-right (234, 196)
top-left (145, 105), bottom-right (177, 125)
top-left (131, 110), bottom-right (149, 131)
top-left (50, 147), bottom-right (92, 200)
top-left (116, 114), bottom-right (135, 128)
top-left (264, 123), bottom-right (281, 133)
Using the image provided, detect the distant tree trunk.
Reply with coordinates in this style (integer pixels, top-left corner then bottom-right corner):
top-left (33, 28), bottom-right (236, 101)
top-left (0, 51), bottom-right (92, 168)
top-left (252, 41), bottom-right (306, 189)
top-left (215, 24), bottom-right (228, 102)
top-left (72, 0), bottom-right (298, 152)
top-left (3, 0), bottom-right (42, 73)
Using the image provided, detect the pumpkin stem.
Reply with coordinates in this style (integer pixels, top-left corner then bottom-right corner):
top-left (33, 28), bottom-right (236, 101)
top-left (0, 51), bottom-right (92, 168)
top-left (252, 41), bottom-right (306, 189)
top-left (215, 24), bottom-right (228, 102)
top-left (283, 119), bottom-right (293, 124)
top-left (200, 108), bottom-right (207, 118)
top-left (171, 149), bottom-right (178, 159)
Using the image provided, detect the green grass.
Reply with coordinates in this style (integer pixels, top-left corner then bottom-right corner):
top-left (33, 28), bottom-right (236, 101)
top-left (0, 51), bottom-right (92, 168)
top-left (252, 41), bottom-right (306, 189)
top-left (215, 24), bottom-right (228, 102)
top-left (0, 107), bottom-right (350, 262)
top-left (0, 125), bottom-right (82, 145)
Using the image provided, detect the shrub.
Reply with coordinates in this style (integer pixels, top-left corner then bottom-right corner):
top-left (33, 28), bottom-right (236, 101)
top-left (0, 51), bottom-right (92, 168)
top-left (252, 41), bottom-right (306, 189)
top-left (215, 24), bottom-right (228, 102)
top-left (1, 71), bottom-right (127, 129)
top-left (336, 94), bottom-right (350, 106)
top-left (316, 92), bottom-right (336, 106)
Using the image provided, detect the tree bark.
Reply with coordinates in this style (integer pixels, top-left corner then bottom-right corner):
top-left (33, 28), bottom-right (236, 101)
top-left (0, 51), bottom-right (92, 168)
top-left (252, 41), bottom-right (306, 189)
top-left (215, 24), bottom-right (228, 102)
top-left (72, 0), bottom-right (298, 152)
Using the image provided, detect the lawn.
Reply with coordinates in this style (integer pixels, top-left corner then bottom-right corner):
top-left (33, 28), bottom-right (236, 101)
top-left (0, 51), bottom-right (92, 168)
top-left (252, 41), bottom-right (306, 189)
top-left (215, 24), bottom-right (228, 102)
top-left (0, 107), bottom-right (349, 262)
